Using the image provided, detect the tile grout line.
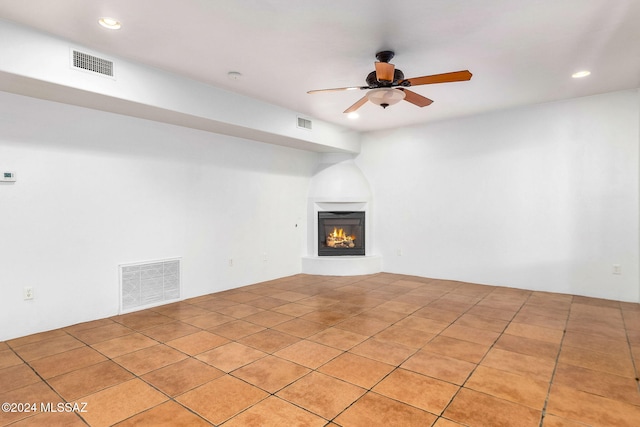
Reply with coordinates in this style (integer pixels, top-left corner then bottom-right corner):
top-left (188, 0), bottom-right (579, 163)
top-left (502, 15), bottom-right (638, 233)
top-left (133, 275), bottom-right (374, 425)
top-left (4, 274), bottom-right (637, 426)
top-left (536, 296), bottom-right (571, 427)
top-left (620, 307), bottom-right (640, 395)
top-left (43, 316), bottom-right (219, 426)
top-left (230, 277), bottom-right (418, 425)
top-left (220, 276), bottom-right (465, 424)
top-left (369, 282), bottom-right (540, 424)
top-left (98, 279), bottom-right (433, 425)
top-left (76, 308), bottom-right (271, 426)
top-left (436, 286), bottom-right (528, 424)
top-left (305, 276), bottom-right (450, 424)
top-left (5, 330), bottom-right (93, 425)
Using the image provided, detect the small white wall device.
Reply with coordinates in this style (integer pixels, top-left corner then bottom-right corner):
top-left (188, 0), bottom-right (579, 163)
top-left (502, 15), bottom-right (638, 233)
top-left (0, 171), bottom-right (16, 182)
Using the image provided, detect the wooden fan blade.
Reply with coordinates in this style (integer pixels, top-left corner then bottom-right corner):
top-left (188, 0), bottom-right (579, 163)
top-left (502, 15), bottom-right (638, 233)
top-left (400, 89), bottom-right (433, 107)
top-left (375, 62), bottom-right (395, 82)
top-left (403, 70), bottom-right (472, 86)
top-left (343, 96), bottom-right (369, 114)
top-left (307, 86), bottom-right (365, 94)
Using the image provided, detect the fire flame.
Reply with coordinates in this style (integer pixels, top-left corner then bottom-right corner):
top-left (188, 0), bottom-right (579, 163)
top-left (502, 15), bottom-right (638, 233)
top-left (331, 228), bottom-right (356, 241)
top-left (326, 227), bottom-right (356, 248)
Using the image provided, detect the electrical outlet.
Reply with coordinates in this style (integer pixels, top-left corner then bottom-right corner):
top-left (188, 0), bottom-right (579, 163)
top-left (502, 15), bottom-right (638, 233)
top-left (397, 249), bottom-right (403, 256)
top-left (23, 287), bottom-right (34, 300)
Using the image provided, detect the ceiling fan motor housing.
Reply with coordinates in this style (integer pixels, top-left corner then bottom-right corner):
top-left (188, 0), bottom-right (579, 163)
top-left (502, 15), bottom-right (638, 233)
top-left (366, 69), bottom-right (405, 87)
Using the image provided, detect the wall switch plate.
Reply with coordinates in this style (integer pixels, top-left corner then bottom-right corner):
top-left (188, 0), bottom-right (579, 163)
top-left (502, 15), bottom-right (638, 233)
top-left (24, 287), bottom-right (34, 300)
top-left (612, 264), bottom-right (622, 275)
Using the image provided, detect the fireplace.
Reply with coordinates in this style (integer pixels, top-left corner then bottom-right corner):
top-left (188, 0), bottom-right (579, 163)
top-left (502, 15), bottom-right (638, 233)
top-left (318, 211), bottom-right (365, 256)
top-left (303, 153), bottom-right (381, 273)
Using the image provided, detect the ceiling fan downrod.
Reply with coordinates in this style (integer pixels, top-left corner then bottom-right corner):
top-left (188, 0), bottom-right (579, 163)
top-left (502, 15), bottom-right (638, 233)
top-left (375, 50), bottom-right (395, 63)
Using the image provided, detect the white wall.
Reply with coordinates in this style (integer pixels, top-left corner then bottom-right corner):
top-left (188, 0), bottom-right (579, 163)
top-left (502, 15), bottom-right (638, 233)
top-left (0, 91), bottom-right (317, 341)
top-left (2, 88), bottom-right (639, 341)
top-left (358, 90), bottom-right (640, 302)
top-left (0, 18), bottom-right (361, 153)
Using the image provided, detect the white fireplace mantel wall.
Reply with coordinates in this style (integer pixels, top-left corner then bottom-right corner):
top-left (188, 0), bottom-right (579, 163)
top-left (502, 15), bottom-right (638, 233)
top-left (302, 153), bottom-right (382, 275)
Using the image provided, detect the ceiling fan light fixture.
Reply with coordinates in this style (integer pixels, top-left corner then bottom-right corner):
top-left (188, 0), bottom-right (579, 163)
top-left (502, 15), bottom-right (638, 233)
top-left (366, 88), bottom-right (406, 109)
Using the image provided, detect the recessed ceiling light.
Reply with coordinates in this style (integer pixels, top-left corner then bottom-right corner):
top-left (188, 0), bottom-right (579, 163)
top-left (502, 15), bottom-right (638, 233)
top-left (98, 17), bottom-right (122, 30)
top-left (227, 71), bottom-right (242, 80)
top-left (572, 70), bottom-right (591, 78)
top-left (347, 112), bottom-right (359, 119)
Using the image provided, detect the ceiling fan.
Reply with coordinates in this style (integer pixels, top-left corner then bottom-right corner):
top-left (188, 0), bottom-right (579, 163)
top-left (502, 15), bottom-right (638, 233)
top-left (308, 51), bottom-right (472, 114)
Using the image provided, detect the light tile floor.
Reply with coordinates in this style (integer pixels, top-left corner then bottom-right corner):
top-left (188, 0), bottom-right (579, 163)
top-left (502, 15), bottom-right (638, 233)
top-left (1, 273), bottom-right (640, 426)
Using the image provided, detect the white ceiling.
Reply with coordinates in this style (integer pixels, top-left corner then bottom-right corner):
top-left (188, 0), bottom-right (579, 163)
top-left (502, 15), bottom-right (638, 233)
top-left (1, 0), bottom-right (639, 133)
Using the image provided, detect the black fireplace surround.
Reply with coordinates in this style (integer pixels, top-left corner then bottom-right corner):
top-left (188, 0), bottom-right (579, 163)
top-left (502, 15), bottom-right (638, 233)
top-left (318, 211), bottom-right (365, 256)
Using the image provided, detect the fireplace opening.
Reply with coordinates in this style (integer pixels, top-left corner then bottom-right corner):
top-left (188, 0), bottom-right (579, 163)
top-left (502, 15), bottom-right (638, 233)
top-left (318, 211), bottom-right (365, 256)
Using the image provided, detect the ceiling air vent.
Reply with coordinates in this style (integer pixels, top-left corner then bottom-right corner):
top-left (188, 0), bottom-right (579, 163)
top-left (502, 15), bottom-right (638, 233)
top-left (71, 49), bottom-right (114, 77)
top-left (297, 116), bottom-right (312, 130)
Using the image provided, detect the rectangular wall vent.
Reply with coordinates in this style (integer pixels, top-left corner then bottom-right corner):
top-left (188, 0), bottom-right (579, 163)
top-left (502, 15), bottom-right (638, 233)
top-left (297, 116), bottom-right (313, 130)
top-left (120, 258), bottom-right (180, 312)
top-left (71, 50), bottom-right (114, 77)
